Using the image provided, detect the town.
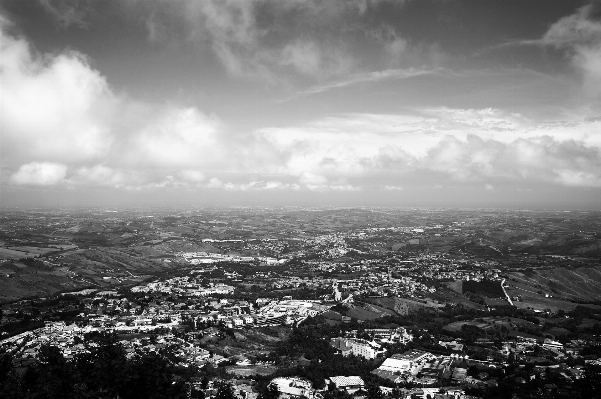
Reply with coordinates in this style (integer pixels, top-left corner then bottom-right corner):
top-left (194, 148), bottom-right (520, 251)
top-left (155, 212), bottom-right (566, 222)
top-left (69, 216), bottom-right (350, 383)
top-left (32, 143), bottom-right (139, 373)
top-left (1, 208), bottom-right (601, 398)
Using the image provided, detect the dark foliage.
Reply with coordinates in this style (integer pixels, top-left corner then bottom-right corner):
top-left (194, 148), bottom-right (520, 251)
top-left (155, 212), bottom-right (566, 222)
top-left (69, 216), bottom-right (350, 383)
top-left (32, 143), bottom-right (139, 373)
top-left (462, 280), bottom-right (505, 298)
top-left (0, 332), bottom-right (189, 399)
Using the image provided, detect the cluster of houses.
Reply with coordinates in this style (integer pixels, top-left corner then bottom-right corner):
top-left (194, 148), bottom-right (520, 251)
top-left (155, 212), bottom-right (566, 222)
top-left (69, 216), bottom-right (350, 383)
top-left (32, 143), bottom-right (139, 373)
top-left (265, 371), bottom-right (478, 399)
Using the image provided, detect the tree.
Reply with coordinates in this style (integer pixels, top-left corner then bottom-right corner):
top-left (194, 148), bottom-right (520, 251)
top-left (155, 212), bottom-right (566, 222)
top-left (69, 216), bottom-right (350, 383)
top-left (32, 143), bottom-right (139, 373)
top-left (201, 375), bottom-right (210, 389)
top-left (0, 348), bottom-right (21, 399)
top-left (259, 383), bottom-right (280, 399)
top-left (24, 344), bottom-right (77, 398)
top-left (214, 381), bottom-right (236, 399)
top-left (367, 383), bottom-right (383, 399)
top-left (576, 365), bottom-right (601, 398)
top-left (467, 365), bottom-right (479, 377)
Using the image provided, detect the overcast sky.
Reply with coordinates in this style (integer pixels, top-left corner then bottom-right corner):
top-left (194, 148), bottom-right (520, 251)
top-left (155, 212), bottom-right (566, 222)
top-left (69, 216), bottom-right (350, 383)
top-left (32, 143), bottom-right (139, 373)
top-left (1, 0), bottom-right (601, 209)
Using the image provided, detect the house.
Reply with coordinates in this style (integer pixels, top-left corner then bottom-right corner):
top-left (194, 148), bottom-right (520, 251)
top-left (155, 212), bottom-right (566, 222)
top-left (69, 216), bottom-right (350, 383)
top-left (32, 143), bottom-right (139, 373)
top-left (438, 340), bottom-right (464, 351)
top-left (232, 318), bottom-right (244, 327)
top-left (451, 368), bottom-right (467, 383)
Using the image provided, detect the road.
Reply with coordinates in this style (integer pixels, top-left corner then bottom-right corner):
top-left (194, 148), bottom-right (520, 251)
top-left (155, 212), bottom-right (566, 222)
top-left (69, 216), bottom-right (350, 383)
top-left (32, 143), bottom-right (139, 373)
top-left (501, 278), bottom-right (514, 306)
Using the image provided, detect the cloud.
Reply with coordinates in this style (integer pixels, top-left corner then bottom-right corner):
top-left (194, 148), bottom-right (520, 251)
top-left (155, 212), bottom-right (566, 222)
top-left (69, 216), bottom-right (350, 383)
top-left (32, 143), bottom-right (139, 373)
top-left (0, 27), bottom-right (116, 166)
top-left (69, 165), bottom-right (134, 187)
top-left (541, 4), bottom-right (601, 99)
top-left (298, 171), bottom-right (328, 185)
top-left (2, 6), bottom-right (601, 195)
top-left (0, 17), bottom-right (228, 189)
top-left (255, 110), bottom-right (601, 188)
top-left (542, 5), bottom-right (601, 47)
top-left (289, 67), bottom-right (438, 99)
top-left (145, 10), bottom-right (167, 43)
top-left (178, 170), bottom-right (206, 183)
top-left (305, 184), bottom-right (361, 192)
top-left (183, 0), bottom-right (358, 81)
top-left (124, 107), bottom-right (223, 169)
top-left (279, 40), bottom-right (353, 77)
top-left (39, 0), bottom-right (94, 28)
top-left (10, 162), bottom-right (67, 186)
top-left (132, 0), bottom-right (420, 83)
top-left (203, 180), bottom-right (301, 191)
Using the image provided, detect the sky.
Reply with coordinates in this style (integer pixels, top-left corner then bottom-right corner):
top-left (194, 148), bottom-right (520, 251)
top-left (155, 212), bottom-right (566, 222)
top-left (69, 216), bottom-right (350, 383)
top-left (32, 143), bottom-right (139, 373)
top-left (1, 0), bottom-right (601, 209)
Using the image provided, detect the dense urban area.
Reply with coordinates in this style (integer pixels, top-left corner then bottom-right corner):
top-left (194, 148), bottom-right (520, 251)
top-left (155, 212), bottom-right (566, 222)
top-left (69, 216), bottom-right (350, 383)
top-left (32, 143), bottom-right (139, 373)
top-left (1, 207), bottom-right (601, 399)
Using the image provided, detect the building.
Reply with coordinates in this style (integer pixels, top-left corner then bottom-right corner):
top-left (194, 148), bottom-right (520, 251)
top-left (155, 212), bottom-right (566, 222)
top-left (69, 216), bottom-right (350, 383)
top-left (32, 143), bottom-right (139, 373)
top-left (330, 337), bottom-right (382, 360)
top-left (331, 337), bottom-right (352, 357)
top-left (378, 350), bottom-right (434, 373)
top-left (328, 376), bottom-right (365, 394)
top-left (269, 377), bottom-right (313, 398)
top-left (542, 338), bottom-right (564, 351)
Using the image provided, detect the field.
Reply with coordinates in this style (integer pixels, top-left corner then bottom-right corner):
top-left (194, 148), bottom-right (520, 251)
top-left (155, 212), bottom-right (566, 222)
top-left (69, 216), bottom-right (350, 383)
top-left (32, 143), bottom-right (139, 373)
top-left (348, 303), bottom-right (395, 320)
top-left (225, 365), bottom-right (278, 376)
top-left (508, 266), bottom-right (601, 302)
top-left (0, 246), bottom-right (57, 259)
top-left (462, 280), bottom-right (505, 298)
top-left (443, 320), bottom-right (490, 332)
top-left (505, 268), bottom-right (601, 312)
top-left (428, 290), bottom-right (485, 310)
top-left (0, 272), bottom-right (87, 302)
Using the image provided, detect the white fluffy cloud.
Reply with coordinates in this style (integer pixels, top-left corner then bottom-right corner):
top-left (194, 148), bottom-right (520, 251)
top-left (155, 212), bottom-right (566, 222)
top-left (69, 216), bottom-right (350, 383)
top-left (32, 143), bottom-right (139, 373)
top-left (124, 107), bottom-right (223, 169)
top-left (9, 162), bottom-right (68, 186)
top-left (0, 18), bottom-right (227, 189)
top-left (2, 5), bottom-right (601, 195)
top-left (0, 27), bottom-right (116, 165)
top-left (255, 110), bottom-right (601, 188)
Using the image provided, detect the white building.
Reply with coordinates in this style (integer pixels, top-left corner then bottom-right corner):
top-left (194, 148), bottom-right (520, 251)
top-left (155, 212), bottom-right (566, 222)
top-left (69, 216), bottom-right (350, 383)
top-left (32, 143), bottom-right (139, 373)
top-left (331, 338), bottom-right (382, 360)
top-left (378, 350), bottom-right (434, 374)
top-left (328, 376), bottom-right (365, 394)
top-left (269, 377), bottom-right (313, 398)
top-left (348, 339), bottom-right (381, 360)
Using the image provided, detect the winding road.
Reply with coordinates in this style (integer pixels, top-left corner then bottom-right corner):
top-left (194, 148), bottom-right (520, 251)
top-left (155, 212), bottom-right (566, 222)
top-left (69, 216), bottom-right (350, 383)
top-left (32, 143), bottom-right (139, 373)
top-left (500, 278), bottom-right (514, 306)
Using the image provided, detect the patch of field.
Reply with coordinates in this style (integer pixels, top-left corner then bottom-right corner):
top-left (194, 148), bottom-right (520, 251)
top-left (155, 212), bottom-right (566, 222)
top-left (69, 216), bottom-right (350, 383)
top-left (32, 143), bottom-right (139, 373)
top-left (428, 290), bottom-right (485, 310)
top-left (0, 248), bottom-right (34, 259)
top-left (444, 281), bottom-right (462, 294)
top-left (508, 266), bottom-right (601, 302)
top-left (368, 297), bottom-right (396, 309)
top-left (9, 246), bottom-right (56, 255)
top-left (443, 320), bottom-right (490, 332)
top-left (505, 274), bottom-right (601, 312)
top-left (225, 365), bottom-right (278, 376)
top-left (322, 310), bottom-right (343, 321)
top-left (505, 317), bottom-right (538, 328)
top-left (463, 280), bottom-right (505, 298)
top-left (578, 318), bottom-right (600, 328)
top-left (485, 298), bottom-right (510, 307)
top-left (244, 328), bottom-right (288, 343)
top-left (346, 306), bottom-right (384, 320)
top-left (0, 273), bottom-right (87, 302)
top-left (547, 327), bottom-right (571, 337)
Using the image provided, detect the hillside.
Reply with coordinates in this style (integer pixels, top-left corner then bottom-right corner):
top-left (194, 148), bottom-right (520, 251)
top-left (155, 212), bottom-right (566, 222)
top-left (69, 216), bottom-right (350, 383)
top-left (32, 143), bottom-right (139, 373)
top-left (508, 266), bottom-right (601, 302)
